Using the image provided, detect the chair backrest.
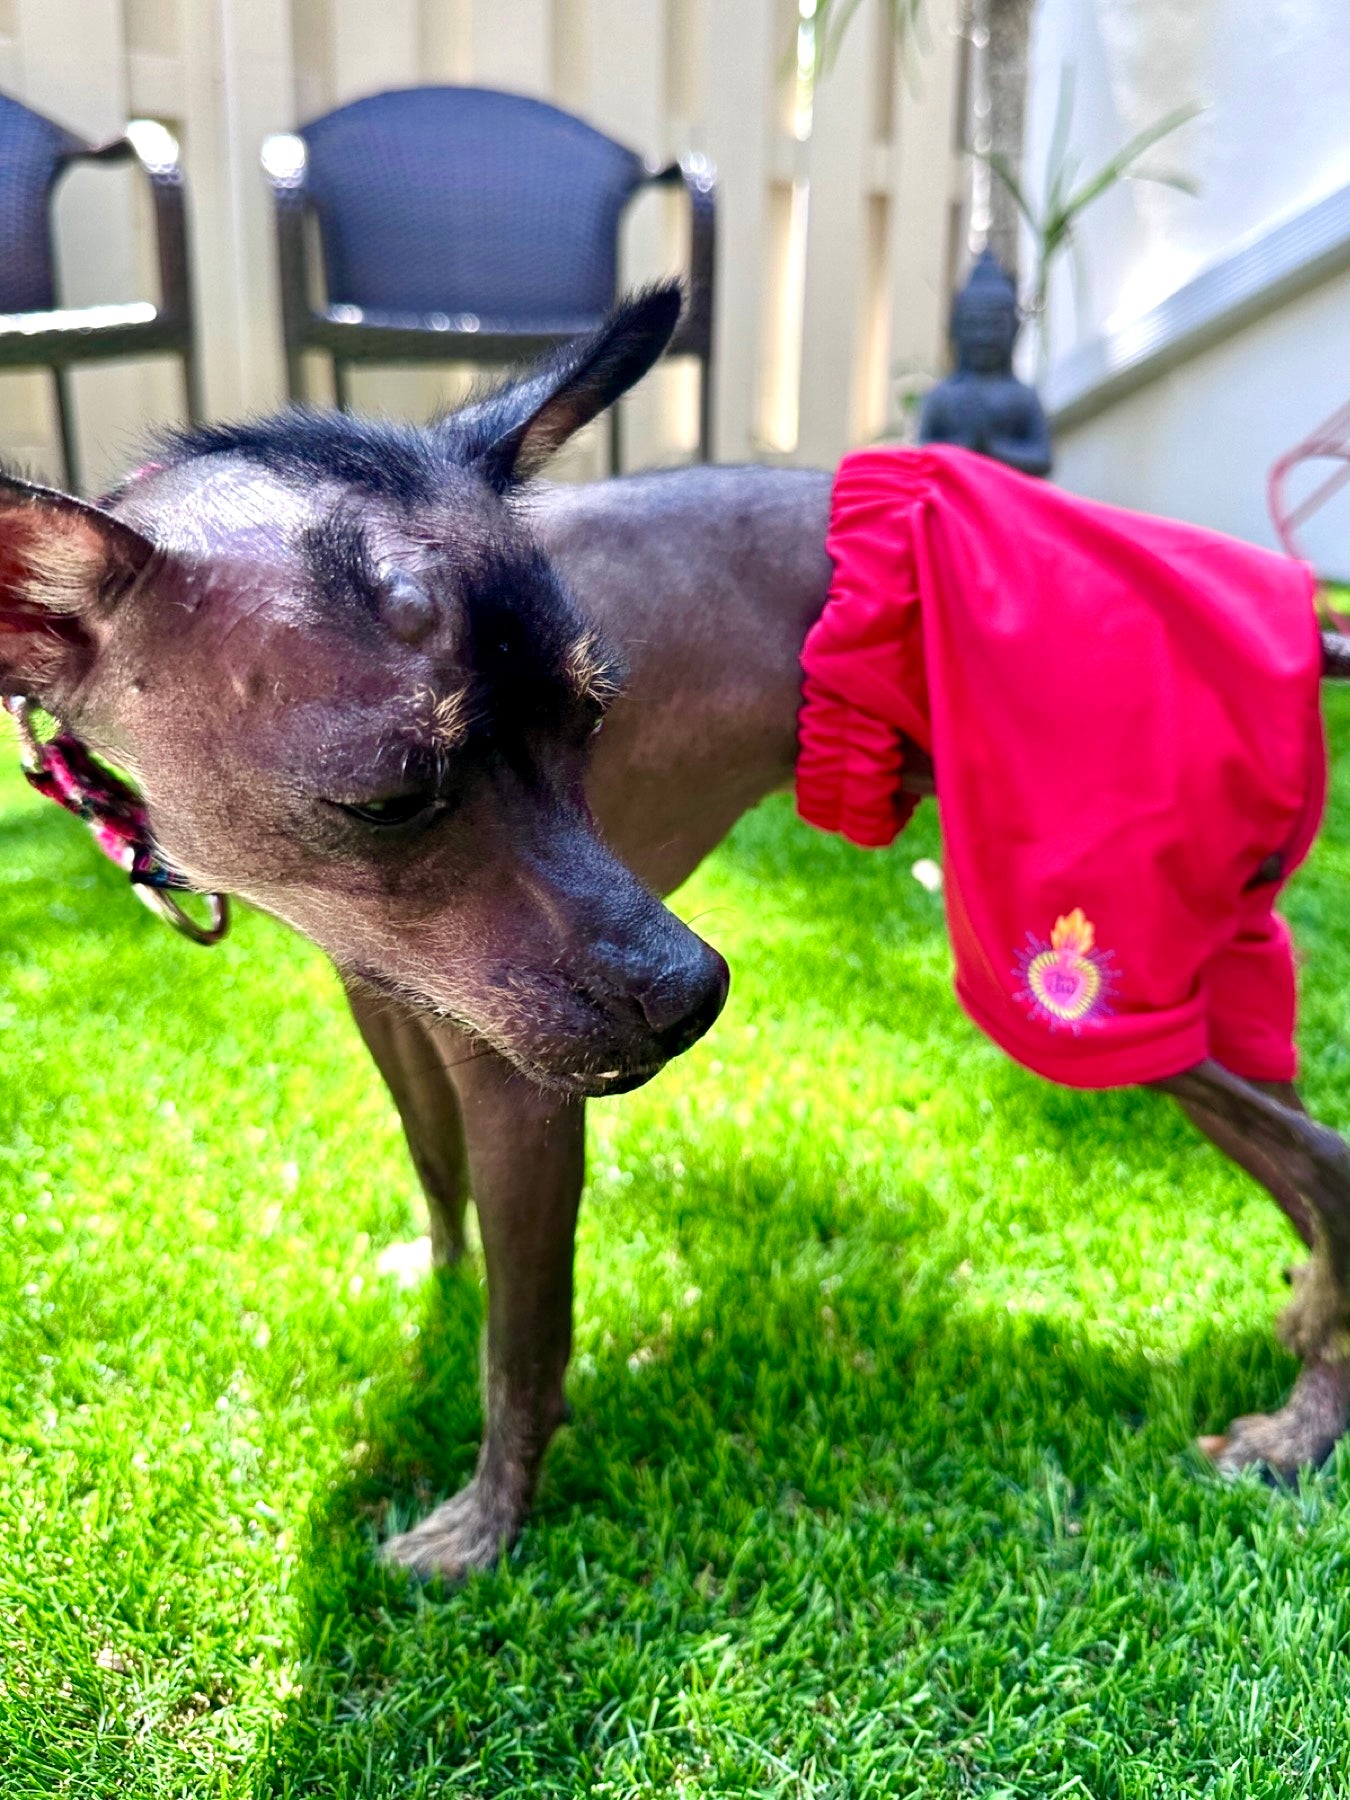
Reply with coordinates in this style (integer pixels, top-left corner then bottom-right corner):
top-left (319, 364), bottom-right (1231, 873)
top-left (0, 91), bottom-right (86, 313)
top-left (299, 86), bottom-right (646, 326)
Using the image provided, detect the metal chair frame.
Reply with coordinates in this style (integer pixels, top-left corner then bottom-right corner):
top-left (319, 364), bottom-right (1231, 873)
top-left (1269, 397), bottom-right (1350, 571)
top-left (263, 89), bottom-right (716, 470)
top-left (0, 109), bottom-right (200, 493)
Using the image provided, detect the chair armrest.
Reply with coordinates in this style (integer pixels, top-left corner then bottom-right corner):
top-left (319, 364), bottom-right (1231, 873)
top-left (89, 122), bottom-right (195, 332)
top-left (642, 155), bottom-right (716, 361)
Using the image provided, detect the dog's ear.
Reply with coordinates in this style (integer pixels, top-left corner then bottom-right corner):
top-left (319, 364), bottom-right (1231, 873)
top-left (0, 475), bottom-right (155, 704)
top-left (454, 282), bottom-right (683, 489)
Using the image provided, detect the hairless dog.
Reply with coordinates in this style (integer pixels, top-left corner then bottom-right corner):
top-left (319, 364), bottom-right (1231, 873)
top-left (3, 284), bottom-right (1350, 1579)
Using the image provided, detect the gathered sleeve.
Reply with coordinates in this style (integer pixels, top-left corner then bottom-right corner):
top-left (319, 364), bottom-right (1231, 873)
top-left (796, 457), bottom-right (931, 848)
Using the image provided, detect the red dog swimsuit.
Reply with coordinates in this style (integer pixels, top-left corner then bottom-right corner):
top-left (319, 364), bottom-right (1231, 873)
top-left (796, 446), bottom-right (1325, 1088)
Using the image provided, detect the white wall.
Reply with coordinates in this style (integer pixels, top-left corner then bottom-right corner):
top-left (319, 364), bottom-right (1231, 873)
top-left (1026, 0), bottom-right (1350, 349)
top-left (1024, 0), bottom-right (1350, 555)
top-left (1043, 267), bottom-right (1350, 569)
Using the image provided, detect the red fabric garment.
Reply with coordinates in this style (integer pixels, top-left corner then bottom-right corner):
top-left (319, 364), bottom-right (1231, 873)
top-left (797, 445), bottom-right (1325, 1089)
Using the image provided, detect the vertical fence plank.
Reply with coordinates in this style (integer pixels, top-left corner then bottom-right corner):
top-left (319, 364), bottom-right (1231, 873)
top-left (0, 4), bottom-right (19, 93)
top-left (887, 0), bottom-right (964, 424)
top-left (332, 0), bottom-right (417, 99)
top-left (550, 0), bottom-right (586, 110)
top-left (219, 0), bottom-right (296, 413)
top-left (852, 3), bottom-right (897, 440)
top-left (291, 0), bottom-right (335, 118)
top-left (576, 0), bottom-right (673, 470)
top-left (702, 0), bottom-right (775, 462)
top-left (330, 0), bottom-right (435, 416)
top-left (420, 0), bottom-right (471, 83)
top-left (179, 0), bottom-right (293, 422)
top-left (468, 0), bottom-right (551, 95)
top-left (665, 0), bottom-right (704, 138)
top-left (579, 0), bottom-right (665, 148)
top-left (796, 0), bottom-right (876, 465)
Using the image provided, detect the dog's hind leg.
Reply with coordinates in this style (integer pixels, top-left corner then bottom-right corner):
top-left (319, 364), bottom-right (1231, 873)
top-left (346, 984), bottom-right (470, 1266)
top-left (1157, 1060), bottom-right (1350, 1476)
top-left (382, 1038), bottom-right (584, 1579)
top-left (1171, 1077), bottom-right (1316, 1250)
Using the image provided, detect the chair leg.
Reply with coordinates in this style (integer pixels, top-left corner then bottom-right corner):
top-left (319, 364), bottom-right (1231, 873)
top-left (181, 346), bottom-right (204, 426)
top-left (51, 366), bottom-right (80, 494)
top-left (284, 339), bottom-right (306, 406)
top-left (333, 358), bottom-right (351, 413)
top-left (608, 398), bottom-right (622, 477)
top-left (696, 353), bottom-right (713, 464)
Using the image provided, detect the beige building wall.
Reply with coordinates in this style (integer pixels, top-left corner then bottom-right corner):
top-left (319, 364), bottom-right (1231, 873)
top-left (0, 0), bottom-right (968, 497)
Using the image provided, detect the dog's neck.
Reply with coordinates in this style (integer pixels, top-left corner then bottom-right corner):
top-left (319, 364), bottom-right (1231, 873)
top-left (530, 463), bottom-right (836, 895)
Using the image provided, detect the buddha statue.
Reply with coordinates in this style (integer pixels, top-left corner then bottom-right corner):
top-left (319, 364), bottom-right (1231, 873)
top-left (918, 250), bottom-right (1052, 477)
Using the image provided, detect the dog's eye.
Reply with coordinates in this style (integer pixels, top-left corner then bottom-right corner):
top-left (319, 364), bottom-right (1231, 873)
top-left (576, 692), bottom-right (609, 742)
top-left (334, 791), bottom-right (442, 829)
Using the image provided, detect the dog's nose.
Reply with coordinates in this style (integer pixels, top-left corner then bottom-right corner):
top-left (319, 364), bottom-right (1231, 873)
top-left (637, 945), bottom-right (730, 1058)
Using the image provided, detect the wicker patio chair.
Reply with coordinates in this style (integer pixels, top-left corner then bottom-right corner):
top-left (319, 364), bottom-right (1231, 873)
top-left (0, 93), bottom-right (200, 493)
top-left (262, 85), bottom-right (716, 470)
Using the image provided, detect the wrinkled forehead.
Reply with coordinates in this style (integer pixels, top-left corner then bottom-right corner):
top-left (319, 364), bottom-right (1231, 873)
top-left (101, 456), bottom-right (458, 694)
top-left (109, 454), bottom-right (499, 571)
top-left (97, 450), bottom-right (615, 738)
top-left (107, 452), bottom-right (515, 632)
top-left (111, 455), bottom-right (314, 562)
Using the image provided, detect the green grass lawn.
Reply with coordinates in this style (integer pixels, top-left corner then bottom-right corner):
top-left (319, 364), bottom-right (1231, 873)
top-left (6, 696), bottom-right (1350, 1799)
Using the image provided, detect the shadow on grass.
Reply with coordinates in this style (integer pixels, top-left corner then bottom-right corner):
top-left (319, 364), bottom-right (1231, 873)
top-left (264, 1140), bottom-right (1303, 1792)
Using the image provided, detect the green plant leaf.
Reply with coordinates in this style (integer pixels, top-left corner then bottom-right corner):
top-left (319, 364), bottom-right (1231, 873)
top-left (813, 0), bottom-right (865, 74)
top-left (1043, 65), bottom-right (1078, 224)
top-left (1059, 102), bottom-right (1204, 225)
top-left (978, 147), bottom-right (1040, 234)
top-left (971, 67), bottom-right (1202, 331)
top-left (813, 0), bottom-right (926, 75)
top-left (1140, 170), bottom-right (1202, 197)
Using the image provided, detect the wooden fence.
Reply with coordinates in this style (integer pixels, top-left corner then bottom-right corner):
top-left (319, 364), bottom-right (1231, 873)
top-left (0, 0), bottom-right (969, 494)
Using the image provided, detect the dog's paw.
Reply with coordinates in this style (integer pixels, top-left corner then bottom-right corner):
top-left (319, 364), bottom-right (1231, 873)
top-left (381, 1478), bottom-right (524, 1581)
top-left (1198, 1360), bottom-right (1350, 1481)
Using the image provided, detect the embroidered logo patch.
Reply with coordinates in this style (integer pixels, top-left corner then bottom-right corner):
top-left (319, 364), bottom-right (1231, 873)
top-left (1015, 909), bottom-right (1117, 1030)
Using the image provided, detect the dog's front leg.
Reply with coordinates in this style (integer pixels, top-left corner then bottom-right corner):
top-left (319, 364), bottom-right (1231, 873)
top-left (346, 984), bottom-right (471, 1266)
top-left (383, 1038), bottom-right (583, 1579)
top-left (1157, 1059), bottom-right (1350, 1476)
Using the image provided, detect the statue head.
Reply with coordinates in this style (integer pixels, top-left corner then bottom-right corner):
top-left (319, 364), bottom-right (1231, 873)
top-left (950, 250), bottom-right (1020, 375)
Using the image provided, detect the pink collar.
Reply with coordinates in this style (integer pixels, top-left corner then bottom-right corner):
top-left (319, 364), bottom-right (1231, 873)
top-left (5, 697), bottom-right (229, 945)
